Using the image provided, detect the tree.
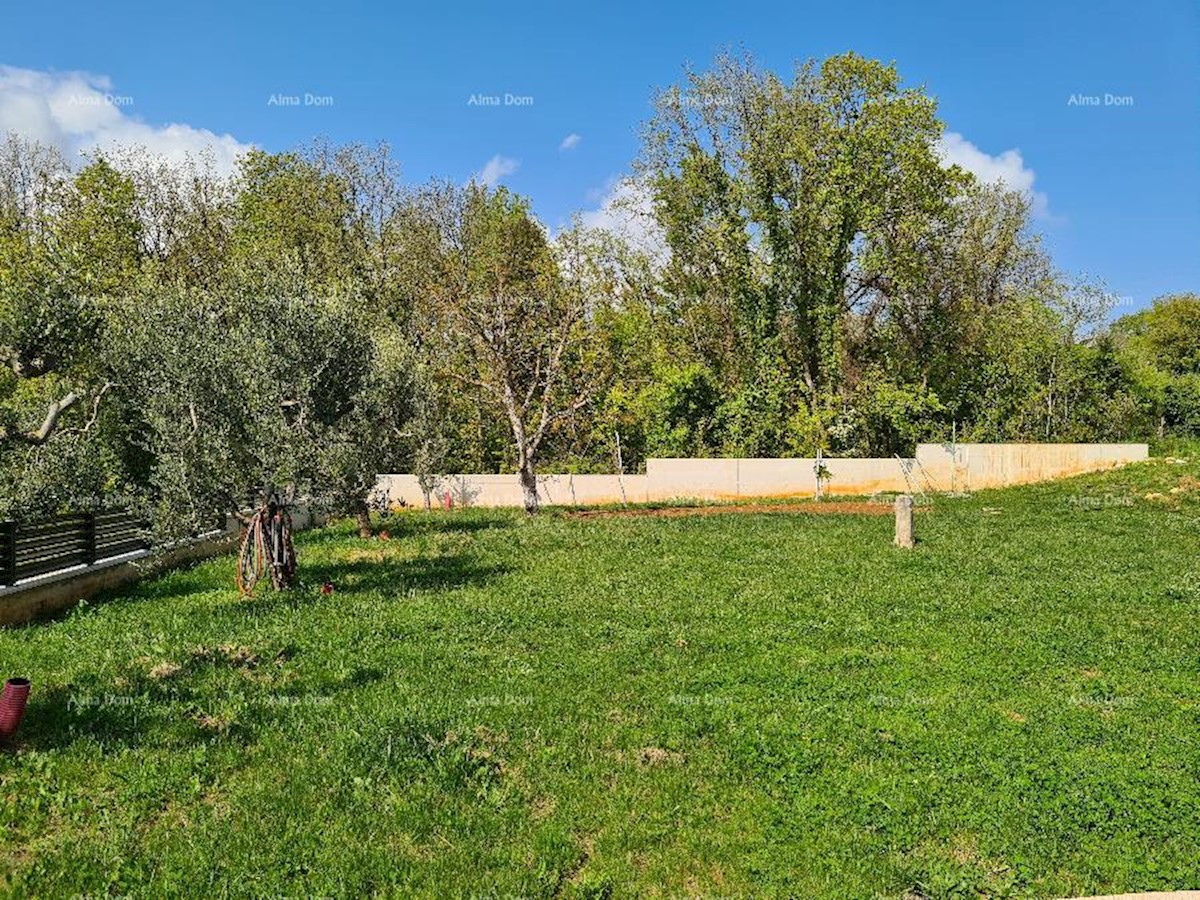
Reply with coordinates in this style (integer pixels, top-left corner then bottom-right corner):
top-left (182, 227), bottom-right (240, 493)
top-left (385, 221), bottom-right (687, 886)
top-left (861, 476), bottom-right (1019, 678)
top-left (104, 145), bottom-right (235, 290)
top-left (1114, 293), bottom-right (1200, 377)
top-left (229, 149), bottom-right (361, 287)
top-left (408, 183), bottom-right (591, 512)
top-left (640, 51), bottom-right (956, 438)
top-left (60, 156), bottom-right (144, 297)
top-left (0, 137), bottom-right (132, 517)
top-left (316, 328), bottom-right (418, 535)
top-left (1113, 293), bottom-right (1200, 435)
top-left (222, 146), bottom-right (420, 532)
top-left (110, 265), bottom-right (396, 542)
top-left (852, 185), bottom-right (1051, 394)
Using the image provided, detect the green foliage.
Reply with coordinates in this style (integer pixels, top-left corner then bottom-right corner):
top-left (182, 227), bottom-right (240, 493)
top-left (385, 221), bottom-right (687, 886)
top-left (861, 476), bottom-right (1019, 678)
top-left (1112, 294), bottom-right (1200, 436)
top-left (1163, 374), bottom-right (1200, 435)
top-left (643, 361), bottom-right (722, 458)
top-left (0, 136), bottom-right (424, 532)
top-left (716, 346), bottom-right (795, 457)
top-left (1116, 293), bottom-right (1200, 376)
top-left (107, 267), bottom-right (409, 539)
top-left (60, 157), bottom-right (143, 296)
top-left (844, 374), bottom-right (946, 456)
top-left (0, 53), bottom-right (1194, 528)
top-left (230, 149), bottom-right (362, 286)
top-left (642, 50), bottom-right (955, 406)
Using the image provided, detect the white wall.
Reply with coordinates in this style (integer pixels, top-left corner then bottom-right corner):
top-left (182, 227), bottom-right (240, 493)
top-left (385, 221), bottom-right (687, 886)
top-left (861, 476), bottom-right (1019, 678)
top-left (375, 473), bottom-right (645, 508)
top-left (913, 443), bottom-right (1149, 493)
top-left (377, 444), bottom-right (1148, 509)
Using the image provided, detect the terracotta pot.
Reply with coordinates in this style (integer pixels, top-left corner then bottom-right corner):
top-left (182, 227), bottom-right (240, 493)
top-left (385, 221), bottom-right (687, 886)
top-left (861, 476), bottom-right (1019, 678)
top-left (0, 677), bottom-right (30, 740)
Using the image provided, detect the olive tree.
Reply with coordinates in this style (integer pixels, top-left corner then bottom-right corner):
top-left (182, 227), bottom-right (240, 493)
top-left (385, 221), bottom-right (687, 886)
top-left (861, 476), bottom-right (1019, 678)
top-left (109, 263), bottom-right (400, 541)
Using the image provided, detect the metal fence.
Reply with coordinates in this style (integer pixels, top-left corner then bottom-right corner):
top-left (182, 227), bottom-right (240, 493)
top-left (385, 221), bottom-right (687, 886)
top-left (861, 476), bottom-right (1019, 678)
top-left (0, 511), bottom-right (150, 587)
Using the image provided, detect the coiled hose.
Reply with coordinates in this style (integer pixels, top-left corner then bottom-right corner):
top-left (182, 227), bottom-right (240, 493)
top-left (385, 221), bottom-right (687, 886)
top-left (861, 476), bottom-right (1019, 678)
top-left (236, 502), bottom-right (296, 595)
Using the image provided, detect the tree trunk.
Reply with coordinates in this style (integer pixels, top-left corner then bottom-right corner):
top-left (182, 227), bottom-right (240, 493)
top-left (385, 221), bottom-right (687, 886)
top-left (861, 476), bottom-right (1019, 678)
top-left (353, 499), bottom-right (373, 538)
top-left (519, 456), bottom-right (539, 515)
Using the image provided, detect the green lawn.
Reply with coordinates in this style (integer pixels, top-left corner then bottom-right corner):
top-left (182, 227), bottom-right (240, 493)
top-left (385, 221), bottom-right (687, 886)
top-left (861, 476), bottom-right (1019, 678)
top-left (2, 458), bottom-right (1200, 897)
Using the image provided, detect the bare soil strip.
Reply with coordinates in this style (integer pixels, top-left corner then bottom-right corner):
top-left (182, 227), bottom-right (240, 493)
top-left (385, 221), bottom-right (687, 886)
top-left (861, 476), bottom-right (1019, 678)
top-left (568, 501), bottom-right (898, 519)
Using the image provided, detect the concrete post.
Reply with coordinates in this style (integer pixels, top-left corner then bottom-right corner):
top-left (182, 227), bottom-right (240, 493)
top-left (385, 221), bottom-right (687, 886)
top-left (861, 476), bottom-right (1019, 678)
top-left (894, 494), bottom-right (914, 548)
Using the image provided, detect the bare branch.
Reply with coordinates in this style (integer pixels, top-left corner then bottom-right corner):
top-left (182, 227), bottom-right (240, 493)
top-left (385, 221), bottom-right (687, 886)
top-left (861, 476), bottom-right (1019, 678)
top-left (0, 391), bottom-right (82, 445)
top-left (59, 382), bottom-right (117, 438)
top-left (83, 382), bottom-right (116, 433)
top-left (447, 370), bottom-right (502, 397)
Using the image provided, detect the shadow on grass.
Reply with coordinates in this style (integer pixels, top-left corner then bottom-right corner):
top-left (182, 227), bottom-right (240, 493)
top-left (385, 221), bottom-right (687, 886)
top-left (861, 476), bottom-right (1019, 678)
top-left (15, 657), bottom-right (391, 753)
top-left (296, 513), bottom-right (512, 549)
top-left (17, 515), bottom-right (509, 627)
top-left (309, 552), bottom-right (509, 598)
top-left (10, 556), bottom-right (236, 630)
top-left (231, 552), bottom-right (509, 617)
top-left (13, 678), bottom-right (254, 753)
top-left (123, 563), bottom-right (230, 602)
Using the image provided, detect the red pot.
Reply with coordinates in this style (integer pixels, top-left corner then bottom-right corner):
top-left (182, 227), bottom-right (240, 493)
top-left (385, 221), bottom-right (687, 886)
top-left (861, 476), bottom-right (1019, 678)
top-left (0, 678), bottom-right (30, 740)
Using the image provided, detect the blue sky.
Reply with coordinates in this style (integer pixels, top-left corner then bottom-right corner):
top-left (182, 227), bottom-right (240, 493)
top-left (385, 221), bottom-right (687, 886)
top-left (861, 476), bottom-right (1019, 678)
top-left (1, 0), bottom-right (1197, 313)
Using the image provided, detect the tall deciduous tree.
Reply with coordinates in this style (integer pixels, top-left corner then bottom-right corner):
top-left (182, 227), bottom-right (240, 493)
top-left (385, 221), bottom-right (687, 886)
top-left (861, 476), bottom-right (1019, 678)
top-left (640, 51), bottom-right (955, 430)
top-left (408, 183), bottom-right (590, 513)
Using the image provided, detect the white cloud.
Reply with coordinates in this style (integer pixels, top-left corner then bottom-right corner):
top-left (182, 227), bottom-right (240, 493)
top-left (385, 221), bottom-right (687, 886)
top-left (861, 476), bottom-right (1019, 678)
top-left (0, 64), bottom-right (253, 175)
top-left (938, 131), bottom-right (1050, 218)
top-left (559, 133), bottom-right (581, 151)
top-left (476, 154), bottom-right (519, 187)
top-left (579, 176), bottom-right (667, 260)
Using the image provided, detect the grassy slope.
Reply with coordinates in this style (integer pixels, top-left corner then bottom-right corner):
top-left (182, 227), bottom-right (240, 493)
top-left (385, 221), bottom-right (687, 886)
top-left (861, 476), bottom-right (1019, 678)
top-left (1, 456), bottom-right (1199, 897)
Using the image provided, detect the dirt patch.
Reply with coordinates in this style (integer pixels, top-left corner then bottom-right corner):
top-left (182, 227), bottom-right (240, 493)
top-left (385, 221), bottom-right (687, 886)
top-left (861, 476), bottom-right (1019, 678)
top-left (612, 746), bottom-right (685, 767)
top-left (532, 794), bottom-right (557, 821)
top-left (191, 644), bottom-right (261, 668)
top-left (191, 711), bottom-right (232, 733)
top-left (569, 501), bottom-right (900, 520)
top-left (148, 661), bottom-right (182, 680)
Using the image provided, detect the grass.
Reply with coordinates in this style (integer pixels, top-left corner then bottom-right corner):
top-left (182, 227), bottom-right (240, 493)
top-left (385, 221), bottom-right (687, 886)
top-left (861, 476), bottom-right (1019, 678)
top-left (2, 456), bottom-right (1200, 897)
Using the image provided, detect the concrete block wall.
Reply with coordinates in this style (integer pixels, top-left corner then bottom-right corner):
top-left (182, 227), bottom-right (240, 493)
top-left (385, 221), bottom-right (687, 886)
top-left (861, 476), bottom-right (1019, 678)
top-left (375, 473), bottom-right (646, 508)
top-left (913, 443), bottom-right (1149, 493)
top-left (645, 458), bottom-right (740, 501)
top-left (644, 457), bottom-right (913, 501)
top-left (377, 443), bottom-right (1149, 509)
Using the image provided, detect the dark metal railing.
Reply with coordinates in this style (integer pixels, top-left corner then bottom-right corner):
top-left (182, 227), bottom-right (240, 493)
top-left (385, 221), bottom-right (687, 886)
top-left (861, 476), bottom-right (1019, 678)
top-left (0, 511), bottom-right (150, 587)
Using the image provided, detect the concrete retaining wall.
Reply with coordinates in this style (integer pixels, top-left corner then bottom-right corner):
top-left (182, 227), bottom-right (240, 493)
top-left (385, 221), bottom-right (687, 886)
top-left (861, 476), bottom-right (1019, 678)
top-left (377, 473), bottom-right (648, 508)
top-left (377, 443), bottom-right (1148, 509)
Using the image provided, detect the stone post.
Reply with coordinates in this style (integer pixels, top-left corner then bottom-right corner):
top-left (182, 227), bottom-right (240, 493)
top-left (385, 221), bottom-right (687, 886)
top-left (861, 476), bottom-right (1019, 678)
top-left (894, 494), bottom-right (914, 548)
